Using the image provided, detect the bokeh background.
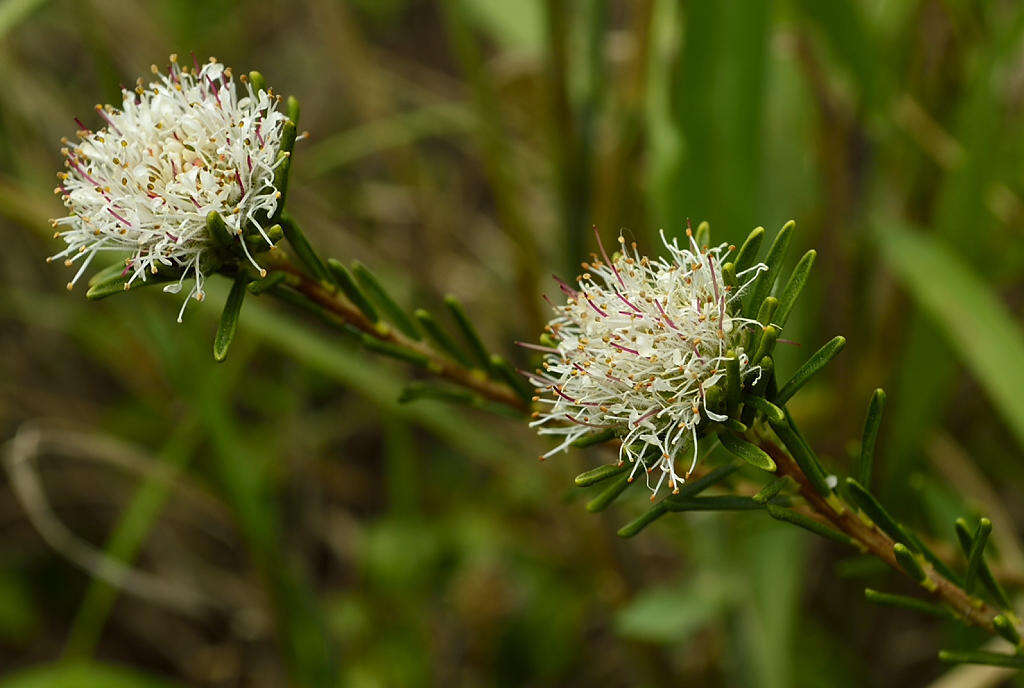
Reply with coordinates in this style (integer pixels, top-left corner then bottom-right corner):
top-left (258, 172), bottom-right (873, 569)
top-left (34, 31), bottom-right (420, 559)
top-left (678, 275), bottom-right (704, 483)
top-left (1, 0), bottom-right (1024, 686)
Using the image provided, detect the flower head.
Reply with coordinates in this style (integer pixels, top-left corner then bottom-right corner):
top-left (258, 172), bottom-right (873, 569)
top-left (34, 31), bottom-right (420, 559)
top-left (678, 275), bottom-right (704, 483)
top-left (529, 228), bottom-right (767, 496)
top-left (49, 55), bottom-right (293, 320)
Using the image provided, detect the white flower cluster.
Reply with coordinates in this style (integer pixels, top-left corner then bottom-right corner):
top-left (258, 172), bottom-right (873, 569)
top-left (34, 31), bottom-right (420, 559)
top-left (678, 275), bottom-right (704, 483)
top-left (529, 229), bottom-right (766, 496)
top-left (50, 55), bottom-right (291, 320)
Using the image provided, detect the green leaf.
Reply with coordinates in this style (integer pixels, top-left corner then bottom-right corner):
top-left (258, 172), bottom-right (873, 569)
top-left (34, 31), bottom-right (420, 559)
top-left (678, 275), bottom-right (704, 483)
top-left (213, 274), bottom-right (246, 362)
top-left (745, 396), bottom-right (785, 424)
top-left (358, 332), bottom-right (429, 367)
top-left (774, 249), bottom-right (815, 327)
top-left (244, 223), bottom-right (283, 248)
top-left (752, 476), bottom-right (792, 504)
top-left (954, 518), bottom-right (1011, 608)
top-left (863, 589), bottom-right (955, 620)
top-left (993, 614), bottom-right (1021, 646)
top-left (719, 418), bottom-right (747, 433)
top-left (877, 223), bottom-right (1024, 451)
top-left (721, 261), bottom-right (738, 289)
top-left (280, 215), bottom-right (329, 283)
top-left (586, 474), bottom-right (632, 512)
top-left (618, 463), bottom-right (741, 537)
top-left (247, 70), bottom-right (266, 93)
top-left (574, 462), bottom-right (627, 487)
top-left (444, 294), bottom-right (491, 369)
top-left (571, 427), bottom-right (617, 448)
top-left (768, 412), bottom-right (831, 496)
top-left (774, 335), bottom-right (846, 405)
top-left (489, 354), bottom-right (533, 400)
top-left (325, 259), bottom-right (378, 323)
top-left (616, 501), bottom-right (669, 538)
top-left (766, 503), bottom-right (858, 549)
top-left (247, 271), bottom-right (287, 295)
top-left (286, 95), bottom-right (300, 126)
top-left (84, 268), bottom-right (180, 300)
top-left (205, 210), bottom-right (235, 250)
top-left (677, 463), bottom-right (741, 497)
top-left (734, 226), bottom-right (765, 274)
top-left (272, 151), bottom-right (292, 215)
top-left (855, 389), bottom-right (886, 487)
top-left (938, 650), bottom-right (1024, 669)
top-left (85, 261), bottom-right (126, 288)
top-left (964, 517), bottom-right (993, 594)
top-left (694, 220), bottom-right (711, 248)
top-left (751, 324), bottom-right (778, 365)
top-left (352, 262), bottom-right (420, 340)
top-left (901, 530), bottom-right (963, 588)
top-left (414, 308), bottom-right (470, 366)
top-left (279, 120), bottom-right (297, 160)
top-left (719, 433), bottom-right (776, 472)
top-left (755, 295), bottom-right (778, 326)
top-left (843, 478), bottom-right (915, 552)
top-left (745, 220), bottom-right (794, 316)
top-left (892, 543), bottom-right (931, 587)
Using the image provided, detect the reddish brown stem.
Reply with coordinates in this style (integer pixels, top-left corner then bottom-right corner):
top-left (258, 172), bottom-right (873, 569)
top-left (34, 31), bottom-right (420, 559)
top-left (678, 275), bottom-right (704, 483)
top-left (264, 252), bottom-right (529, 413)
top-left (759, 437), bottom-right (1004, 634)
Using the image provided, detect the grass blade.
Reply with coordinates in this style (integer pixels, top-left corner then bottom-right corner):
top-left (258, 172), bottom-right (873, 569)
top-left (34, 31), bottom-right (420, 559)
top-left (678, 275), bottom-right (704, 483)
top-left (877, 223), bottom-right (1024, 451)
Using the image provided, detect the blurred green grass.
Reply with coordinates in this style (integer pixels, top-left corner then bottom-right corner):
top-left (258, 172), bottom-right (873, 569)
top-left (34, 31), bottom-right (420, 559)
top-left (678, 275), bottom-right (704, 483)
top-left (0, 0), bottom-right (1023, 686)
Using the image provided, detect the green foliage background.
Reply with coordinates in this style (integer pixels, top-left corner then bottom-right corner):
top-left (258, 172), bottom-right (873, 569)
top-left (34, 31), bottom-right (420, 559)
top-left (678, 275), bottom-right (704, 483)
top-left (0, 0), bottom-right (1023, 686)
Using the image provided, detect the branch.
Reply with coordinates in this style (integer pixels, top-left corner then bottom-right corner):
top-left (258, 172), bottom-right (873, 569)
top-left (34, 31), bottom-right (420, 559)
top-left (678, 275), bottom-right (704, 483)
top-left (263, 251), bottom-right (530, 414)
top-left (757, 434), bottom-right (1005, 634)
